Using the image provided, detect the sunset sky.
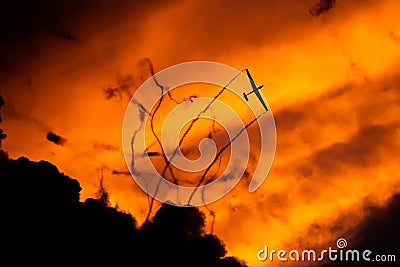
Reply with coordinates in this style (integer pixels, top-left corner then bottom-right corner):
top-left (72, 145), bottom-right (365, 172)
top-left (1, 0), bottom-right (400, 266)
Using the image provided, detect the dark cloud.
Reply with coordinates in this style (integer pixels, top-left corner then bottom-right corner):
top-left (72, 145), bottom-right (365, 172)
top-left (272, 71), bottom-right (400, 179)
top-left (0, 0), bottom-right (180, 82)
top-left (53, 27), bottom-right (78, 41)
top-left (309, 0), bottom-right (336, 17)
top-left (286, 193), bottom-right (400, 267)
top-left (2, 101), bottom-right (51, 132)
top-left (0, 0), bottom-right (173, 45)
top-left (273, 85), bottom-right (352, 138)
top-left (311, 123), bottom-right (398, 174)
top-left (389, 31), bottom-right (400, 45)
top-left (49, 18), bottom-right (79, 41)
top-left (92, 141), bottom-right (120, 152)
top-left (319, 193), bottom-right (400, 266)
top-left (0, 154), bottom-right (248, 266)
top-left (156, 0), bottom-right (315, 60)
top-left (46, 131), bottom-right (66, 146)
top-left (348, 194), bottom-right (400, 253)
top-left (274, 108), bottom-right (305, 132)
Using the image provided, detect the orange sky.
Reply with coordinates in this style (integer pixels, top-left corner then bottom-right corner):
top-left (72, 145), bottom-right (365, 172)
top-left (1, 0), bottom-right (400, 266)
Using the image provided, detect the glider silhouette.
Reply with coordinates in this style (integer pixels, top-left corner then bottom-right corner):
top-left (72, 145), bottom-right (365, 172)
top-left (242, 69), bottom-right (268, 112)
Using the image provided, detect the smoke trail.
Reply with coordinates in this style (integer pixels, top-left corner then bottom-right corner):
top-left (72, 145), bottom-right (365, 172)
top-left (167, 91), bottom-right (197, 105)
top-left (142, 58), bottom-right (177, 221)
top-left (143, 68), bottom-right (247, 222)
top-left (187, 112), bottom-right (266, 205)
top-left (136, 59), bottom-right (257, 224)
top-left (130, 108), bottom-right (146, 172)
top-left (160, 69), bottom-right (246, 179)
top-left (178, 70), bottom-right (244, 148)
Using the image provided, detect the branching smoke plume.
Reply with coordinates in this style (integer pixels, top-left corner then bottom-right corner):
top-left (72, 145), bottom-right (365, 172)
top-left (104, 75), bottom-right (136, 101)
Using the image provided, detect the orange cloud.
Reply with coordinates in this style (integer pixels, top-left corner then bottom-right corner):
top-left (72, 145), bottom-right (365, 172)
top-left (1, 1), bottom-right (400, 266)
